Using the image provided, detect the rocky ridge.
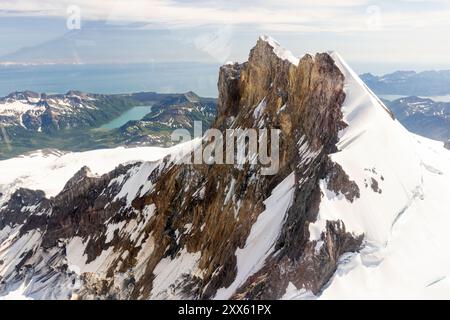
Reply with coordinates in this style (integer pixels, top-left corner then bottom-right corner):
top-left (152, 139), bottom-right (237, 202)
top-left (0, 37), bottom-right (369, 299)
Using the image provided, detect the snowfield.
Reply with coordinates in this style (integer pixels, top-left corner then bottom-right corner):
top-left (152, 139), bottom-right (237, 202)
top-left (0, 141), bottom-right (200, 300)
top-left (0, 141), bottom-right (199, 207)
top-left (0, 101), bottom-right (42, 116)
top-left (305, 52), bottom-right (450, 299)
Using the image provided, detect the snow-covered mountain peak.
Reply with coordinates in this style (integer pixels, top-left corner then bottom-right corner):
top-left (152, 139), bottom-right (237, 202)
top-left (1, 37), bottom-right (450, 300)
top-left (306, 50), bottom-right (450, 299)
top-left (258, 35), bottom-right (300, 66)
top-left (330, 51), bottom-right (395, 123)
top-left (307, 51), bottom-right (426, 242)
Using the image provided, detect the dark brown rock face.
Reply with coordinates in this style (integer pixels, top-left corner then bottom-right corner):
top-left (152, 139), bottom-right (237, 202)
top-left (0, 188), bottom-right (49, 230)
top-left (0, 37), bottom-right (362, 300)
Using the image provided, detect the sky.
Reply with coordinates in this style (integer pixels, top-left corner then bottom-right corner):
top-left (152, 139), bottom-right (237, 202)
top-left (1, 0), bottom-right (450, 74)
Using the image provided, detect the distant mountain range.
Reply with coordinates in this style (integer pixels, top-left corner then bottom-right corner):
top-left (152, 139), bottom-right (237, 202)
top-left (0, 90), bottom-right (135, 132)
top-left (2, 86), bottom-right (449, 160)
top-left (383, 96), bottom-right (450, 142)
top-left (361, 70), bottom-right (450, 96)
top-left (360, 71), bottom-right (450, 147)
top-left (115, 92), bottom-right (216, 146)
top-left (0, 90), bottom-right (217, 159)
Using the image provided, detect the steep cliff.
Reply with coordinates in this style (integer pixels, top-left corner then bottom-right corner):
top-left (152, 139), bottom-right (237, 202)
top-left (1, 36), bottom-right (449, 300)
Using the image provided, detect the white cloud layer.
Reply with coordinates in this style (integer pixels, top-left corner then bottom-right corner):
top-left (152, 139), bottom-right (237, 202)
top-left (2, 0), bottom-right (450, 68)
top-left (1, 0), bottom-right (450, 33)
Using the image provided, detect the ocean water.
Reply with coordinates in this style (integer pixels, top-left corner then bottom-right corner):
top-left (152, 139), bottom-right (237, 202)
top-left (0, 62), bottom-right (219, 98)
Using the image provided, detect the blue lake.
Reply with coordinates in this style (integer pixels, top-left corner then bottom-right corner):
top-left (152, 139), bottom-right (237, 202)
top-left (101, 106), bottom-right (152, 129)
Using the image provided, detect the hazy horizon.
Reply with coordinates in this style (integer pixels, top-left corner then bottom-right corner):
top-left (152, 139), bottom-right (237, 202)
top-left (2, 1), bottom-right (450, 75)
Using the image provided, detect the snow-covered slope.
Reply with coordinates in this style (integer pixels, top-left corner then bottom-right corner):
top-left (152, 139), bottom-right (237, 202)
top-left (306, 52), bottom-right (450, 299)
top-left (215, 172), bottom-right (296, 299)
top-left (0, 141), bottom-right (199, 300)
top-left (0, 143), bottom-right (197, 207)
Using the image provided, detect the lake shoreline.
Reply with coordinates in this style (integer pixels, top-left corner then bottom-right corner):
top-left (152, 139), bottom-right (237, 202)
top-left (100, 105), bottom-right (153, 130)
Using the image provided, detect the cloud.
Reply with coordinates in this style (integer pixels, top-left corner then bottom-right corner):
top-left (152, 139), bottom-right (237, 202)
top-left (0, 0), bottom-right (364, 27)
top-left (1, 0), bottom-right (450, 33)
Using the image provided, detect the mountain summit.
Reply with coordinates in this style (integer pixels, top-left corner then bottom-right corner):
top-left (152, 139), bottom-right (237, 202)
top-left (1, 36), bottom-right (450, 300)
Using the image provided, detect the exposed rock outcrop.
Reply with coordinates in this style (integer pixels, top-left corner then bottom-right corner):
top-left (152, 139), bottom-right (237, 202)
top-left (0, 37), bottom-right (362, 300)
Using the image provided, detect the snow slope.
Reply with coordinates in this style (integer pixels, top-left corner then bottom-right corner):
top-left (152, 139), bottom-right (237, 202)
top-left (0, 101), bottom-right (42, 116)
top-left (259, 35), bottom-right (300, 66)
top-left (304, 52), bottom-right (450, 299)
top-left (215, 172), bottom-right (296, 299)
top-left (0, 141), bottom-right (198, 207)
top-left (0, 140), bottom-right (200, 300)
